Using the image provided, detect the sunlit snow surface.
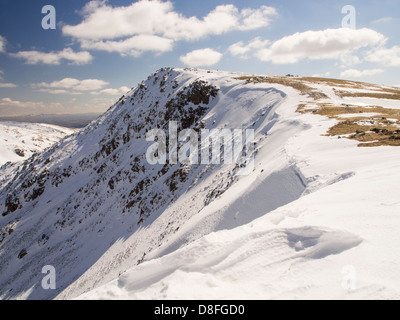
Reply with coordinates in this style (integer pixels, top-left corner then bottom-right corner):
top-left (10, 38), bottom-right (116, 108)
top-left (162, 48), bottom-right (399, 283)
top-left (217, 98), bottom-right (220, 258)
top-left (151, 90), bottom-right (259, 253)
top-left (1, 69), bottom-right (400, 300)
top-left (0, 122), bottom-right (75, 165)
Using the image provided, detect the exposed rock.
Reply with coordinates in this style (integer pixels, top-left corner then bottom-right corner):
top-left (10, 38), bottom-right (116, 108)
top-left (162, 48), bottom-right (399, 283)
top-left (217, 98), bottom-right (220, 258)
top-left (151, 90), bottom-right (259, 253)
top-left (18, 249), bottom-right (28, 259)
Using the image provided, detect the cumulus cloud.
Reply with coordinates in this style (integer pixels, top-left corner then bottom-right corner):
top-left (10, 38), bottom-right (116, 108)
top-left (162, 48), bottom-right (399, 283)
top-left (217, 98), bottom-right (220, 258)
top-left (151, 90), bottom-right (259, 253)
top-left (0, 97), bottom-right (64, 116)
top-left (371, 17), bottom-right (394, 24)
top-left (0, 83), bottom-right (17, 88)
top-left (0, 96), bottom-right (112, 116)
top-left (0, 97), bottom-right (45, 108)
top-left (33, 78), bottom-right (129, 96)
top-left (33, 78), bottom-right (109, 94)
top-left (366, 46), bottom-right (400, 66)
top-left (0, 35), bottom-right (6, 52)
top-left (340, 68), bottom-right (385, 79)
top-left (180, 48), bottom-right (223, 67)
top-left (92, 86), bottom-right (131, 96)
top-left (80, 35), bottom-right (173, 57)
top-left (255, 28), bottom-right (385, 64)
top-left (228, 37), bottom-right (270, 59)
top-left (312, 72), bottom-right (332, 78)
top-left (62, 0), bottom-right (277, 57)
top-left (10, 48), bottom-right (93, 65)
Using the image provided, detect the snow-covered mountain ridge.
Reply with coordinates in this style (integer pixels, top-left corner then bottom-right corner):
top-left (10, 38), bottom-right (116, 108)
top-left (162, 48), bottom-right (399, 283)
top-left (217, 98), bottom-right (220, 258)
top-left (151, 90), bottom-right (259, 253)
top-left (0, 122), bottom-right (75, 166)
top-left (1, 68), bottom-right (400, 300)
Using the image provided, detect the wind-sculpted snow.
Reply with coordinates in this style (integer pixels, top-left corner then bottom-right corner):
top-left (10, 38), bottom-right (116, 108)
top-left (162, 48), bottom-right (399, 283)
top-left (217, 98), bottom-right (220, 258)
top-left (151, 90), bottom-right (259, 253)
top-left (79, 226), bottom-right (363, 300)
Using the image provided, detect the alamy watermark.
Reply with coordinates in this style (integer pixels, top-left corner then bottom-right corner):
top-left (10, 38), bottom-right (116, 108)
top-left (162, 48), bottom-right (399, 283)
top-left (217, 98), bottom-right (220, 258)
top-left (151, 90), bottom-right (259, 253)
top-left (42, 5), bottom-right (56, 30)
top-left (342, 265), bottom-right (357, 292)
top-left (342, 5), bottom-right (356, 29)
top-left (146, 121), bottom-right (255, 176)
top-left (41, 265), bottom-right (56, 290)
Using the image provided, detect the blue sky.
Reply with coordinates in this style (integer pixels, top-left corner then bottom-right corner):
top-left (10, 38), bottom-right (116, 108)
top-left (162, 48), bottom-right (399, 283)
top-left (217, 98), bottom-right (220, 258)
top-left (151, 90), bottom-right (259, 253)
top-left (0, 0), bottom-right (399, 116)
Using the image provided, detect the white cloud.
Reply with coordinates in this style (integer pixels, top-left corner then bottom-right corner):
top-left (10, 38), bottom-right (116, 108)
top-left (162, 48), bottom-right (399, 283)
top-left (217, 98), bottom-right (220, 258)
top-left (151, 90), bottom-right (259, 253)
top-left (312, 72), bottom-right (332, 78)
top-left (34, 78), bottom-right (130, 96)
top-left (38, 78), bottom-right (81, 89)
top-left (80, 35), bottom-right (174, 57)
top-left (74, 79), bottom-right (109, 91)
top-left (0, 83), bottom-right (17, 88)
top-left (37, 89), bottom-right (82, 95)
top-left (0, 97), bottom-right (40, 107)
top-left (81, 0), bottom-right (107, 15)
top-left (0, 96), bottom-right (112, 116)
top-left (238, 6), bottom-right (277, 31)
top-left (339, 53), bottom-right (362, 68)
top-left (256, 28), bottom-right (385, 64)
top-left (228, 37), bottom-right (270, 59)
top-left (371, 17), bottom-right (394, 24)
top-left (340, 68), bottom-right (384, 79)
top-left (0, 97), bottom-right (64, 116)
top-left (62, 0), bottom-right (277, 57)
top-left (97, 86), bottom-right (131, 96)
top-left (10, 48), bottom-right (93, 65)
top-left (33, 78), bottom-right (109, 94)
top-left (0, 35), bottom-right (6, 52)
top-left (180, 48), bottom-right (223, 67)
top-left (366, 46), bottom-right (400, 66)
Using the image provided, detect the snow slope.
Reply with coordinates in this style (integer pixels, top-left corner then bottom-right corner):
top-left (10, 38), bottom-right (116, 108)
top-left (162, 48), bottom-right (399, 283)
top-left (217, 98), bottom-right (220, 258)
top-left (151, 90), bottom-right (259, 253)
top-left (1, 68), bottom-right (400, 300)
top-left (0, 122), bottom-right (75, 165)
top-left (81, 112), bottom-right (400, 300)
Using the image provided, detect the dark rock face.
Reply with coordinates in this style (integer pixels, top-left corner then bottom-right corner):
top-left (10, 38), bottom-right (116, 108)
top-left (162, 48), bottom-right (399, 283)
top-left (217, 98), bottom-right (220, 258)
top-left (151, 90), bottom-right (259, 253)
top-left (0, 69), bottom-right (220, 222)
top-left (18, 249), bottom-right (28, 259)
top-left (14, 149), bottom-right (25, 158)
top-left (2, 195), bottom-right (20, 217)
top-left (164, 80), bottom-right (218, 130)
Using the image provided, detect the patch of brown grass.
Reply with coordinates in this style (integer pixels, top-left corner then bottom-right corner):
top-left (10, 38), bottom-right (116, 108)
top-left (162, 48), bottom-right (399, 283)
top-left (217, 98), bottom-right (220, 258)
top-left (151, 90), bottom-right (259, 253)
top-left (299, 77), bottom-right (400, 96)
top-left (378, 87), bottom-right (400, 95)
top-left (299, 103), bottom-right (400, 147)
top-left (317, 105), bottom-right (400, 120)
top-left (235, 76), bottom-right (328, 100)
top-left (238, 75), bottom-right (400, 147)
top-left (299, 77), bottom-right (366, 89)
top-left (327, 123), bottom-right (400, 147)
top-left (335, 90), bottom-right (400, 100)
top-left (358, 138), bottom-right (400, 147)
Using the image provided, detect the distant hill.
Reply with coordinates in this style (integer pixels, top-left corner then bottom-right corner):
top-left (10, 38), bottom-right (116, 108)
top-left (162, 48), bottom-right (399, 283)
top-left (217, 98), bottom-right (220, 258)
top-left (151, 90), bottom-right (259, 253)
top-left (0, 113), bottom-right (101, 129)
top-left (0, 122), bottom-right (75, 165)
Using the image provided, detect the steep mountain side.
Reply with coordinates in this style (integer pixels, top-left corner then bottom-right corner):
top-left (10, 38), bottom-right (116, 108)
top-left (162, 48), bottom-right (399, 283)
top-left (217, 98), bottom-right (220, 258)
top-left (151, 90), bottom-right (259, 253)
top-left (0, 68), bottom-right (299, 299)
top-left (1, 68), bottom-right (400, 300)
top-left (80, 73), bottom-right (400, 300)
top-left (0, 122), bottom-right (75, 165)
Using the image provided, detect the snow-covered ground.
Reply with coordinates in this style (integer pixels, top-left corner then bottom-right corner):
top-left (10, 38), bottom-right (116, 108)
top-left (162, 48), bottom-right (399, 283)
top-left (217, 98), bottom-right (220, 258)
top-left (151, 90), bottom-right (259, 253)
top-left (0, 122), bottom-right (75, 165)
top-left (1, 68), bottom-right (400, 300)
top-left (81, 114), bottom-right (400, 300)
top-left (79, 71), bottom-right (400, 300)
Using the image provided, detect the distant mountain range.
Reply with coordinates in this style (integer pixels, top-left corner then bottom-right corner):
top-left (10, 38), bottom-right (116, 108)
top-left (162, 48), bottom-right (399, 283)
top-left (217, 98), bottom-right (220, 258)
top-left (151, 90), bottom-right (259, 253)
top-left (0, 113), bottom-right (101, 129)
